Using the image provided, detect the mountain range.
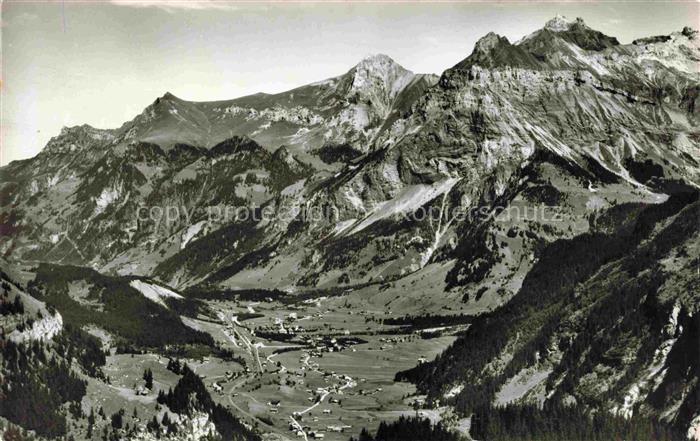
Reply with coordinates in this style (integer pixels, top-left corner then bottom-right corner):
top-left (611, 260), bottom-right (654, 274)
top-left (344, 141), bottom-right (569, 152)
top-left (1, 15), bottom-right (699, 441)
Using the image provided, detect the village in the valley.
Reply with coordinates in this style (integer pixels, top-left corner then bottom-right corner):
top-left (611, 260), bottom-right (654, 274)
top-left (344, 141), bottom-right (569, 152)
top-left (89, 292), bottom-right (466, 441)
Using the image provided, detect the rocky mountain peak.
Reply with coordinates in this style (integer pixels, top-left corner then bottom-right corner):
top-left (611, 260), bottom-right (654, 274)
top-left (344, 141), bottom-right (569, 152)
top-left (350, 54), bottom-right (413, 93)
top-left (160, 91), bottom-right (179, 100)
top-left (451, 31), bottom-right (539, 70)
top-left (272, 145), bottom-right (292, 160)
top-left (522, 15), bottom-right (618, 53)
top-left (346, 53), bottom-right (416, 113)
top-left (473, 32), bottom-right (510, 53)
top-left (42, 124), bottom-right (114, 155)
top-left (682, 26), bottom-right (698, 39)
top-left (58, 123), bottom-right (97, 136)
top-left (354, 54), bottom-right (406, 72)
top-left (544, 15), bottom-right (579, 32)
top-left (154, 91), bottom-right (184, 106)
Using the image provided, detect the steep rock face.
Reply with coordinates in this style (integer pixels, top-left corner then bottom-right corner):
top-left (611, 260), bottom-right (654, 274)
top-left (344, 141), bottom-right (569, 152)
top-left (345, 54), bottom-right (417, 118)
top-left (633, 29), bottom-right (700, 76)
top-left (43, 124), bottom-right (117, 156)
top-left (397, 194), bottom-right (699, 432)
top-left (246, 25), bottom-right (698, 293)
top-left (131, 412), bottom-right (219, 441)
top-left (1, 266), bottom-right (65, 343)
top-left (9, 311), bottom-right (63, 343)
top-left (1, 133), bottom-right (309, 275)
top-left (453, 32), bottom-right (541, 70)
top-left (0, 124), bottom-right (115, 210)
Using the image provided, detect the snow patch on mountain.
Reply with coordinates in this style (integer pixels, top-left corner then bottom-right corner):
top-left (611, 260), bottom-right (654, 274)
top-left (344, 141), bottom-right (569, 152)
top-left (444, 384), bottom-right (464, 399)
top-left (129, 280), bottom-right (184, 307)
top-left (281, 179), bottom-right (307, 196)
top-left (347, 177), bottom-right (460, 235)
top-left (495, 366), bottom-right (552, 405)
top-left (181, 221), bottom-right (206, 249)
top-left (333, 218), bottom-right (358, 236)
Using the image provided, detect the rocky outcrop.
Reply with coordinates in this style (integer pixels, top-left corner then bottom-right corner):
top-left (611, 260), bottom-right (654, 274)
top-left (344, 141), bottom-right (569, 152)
top-left (9, 311), bottom-right (63, 343)
top-left (130, 412), bottom-right (219, 441)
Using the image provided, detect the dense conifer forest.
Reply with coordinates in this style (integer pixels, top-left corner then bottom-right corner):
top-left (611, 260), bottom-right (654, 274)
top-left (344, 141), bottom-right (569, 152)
top-left (349, 416), bottom-right (462, 441)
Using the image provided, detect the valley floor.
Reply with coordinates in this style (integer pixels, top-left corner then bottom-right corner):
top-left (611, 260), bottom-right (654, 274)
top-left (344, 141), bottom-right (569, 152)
top-left (83, 293), bottom-right (461, 441)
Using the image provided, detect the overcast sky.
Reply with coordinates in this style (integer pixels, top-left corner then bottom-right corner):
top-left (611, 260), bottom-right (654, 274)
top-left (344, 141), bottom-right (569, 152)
top-left (1, 0), bottom-right (697, 165)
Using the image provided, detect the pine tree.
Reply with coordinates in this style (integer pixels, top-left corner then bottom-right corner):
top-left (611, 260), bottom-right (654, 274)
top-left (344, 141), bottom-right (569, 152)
top-left (110, 409), bottom-right (124, 430)
top-left (143, 368), bottom-right (154, 389)
top-left (147, 416), bottom-right (160, 433)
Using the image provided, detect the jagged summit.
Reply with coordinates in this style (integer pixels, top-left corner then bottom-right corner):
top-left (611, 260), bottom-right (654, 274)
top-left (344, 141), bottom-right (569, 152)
top-left (356, 53), bottom-right (402, 67)
top-left (452, 31), bottom-right (540, 70)
top-left (54, 124), bottom-right (113, 141)
top-left (529, 15), bottom-right (619, 51)
top-left (473, 32), bottom-right (510, 53)
top-left (41, 124), bottom-right (115, 155)
top-left (58, 123), bottom-right (99, 135)
top-left (682, 26), bottom-right (698, 39)
top-left (351, 53), bottom-right (412, 82)
top-left (346, 53), bottom-right (416, 113)
top-left (157, 91), bottom-right (184, 103)
top-left (544, 15), bottom-right (580, 32)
